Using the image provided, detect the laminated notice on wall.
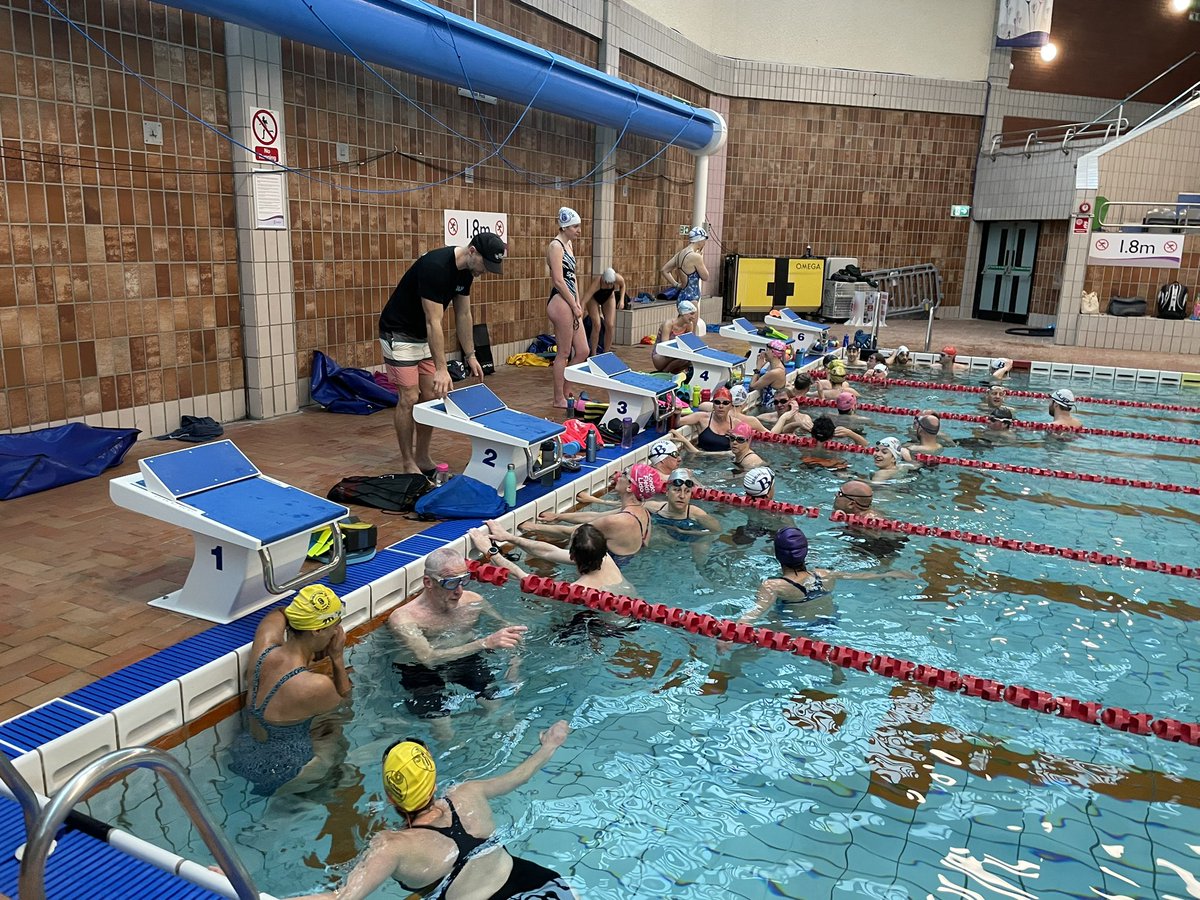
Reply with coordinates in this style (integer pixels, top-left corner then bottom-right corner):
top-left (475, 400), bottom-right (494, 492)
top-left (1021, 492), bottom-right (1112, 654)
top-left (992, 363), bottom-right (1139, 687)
top-left (253, 171), bottom-right (287, 229)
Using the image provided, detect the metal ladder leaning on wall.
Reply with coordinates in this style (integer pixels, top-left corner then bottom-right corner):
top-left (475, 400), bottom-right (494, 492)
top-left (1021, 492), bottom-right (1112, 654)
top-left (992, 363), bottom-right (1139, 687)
top-left (2, 748), bottom-right (262, 899)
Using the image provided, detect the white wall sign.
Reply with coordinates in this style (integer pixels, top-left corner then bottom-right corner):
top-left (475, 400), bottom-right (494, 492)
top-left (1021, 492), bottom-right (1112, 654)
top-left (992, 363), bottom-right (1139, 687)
top-left (249, 107), bottom-right (283, 164)
top-left (253, 171), bottom-right (286, 229)
top-left (444, 210), bottom-right (508, 247)
top-left (1088, 234), bottom-right (1182, 269)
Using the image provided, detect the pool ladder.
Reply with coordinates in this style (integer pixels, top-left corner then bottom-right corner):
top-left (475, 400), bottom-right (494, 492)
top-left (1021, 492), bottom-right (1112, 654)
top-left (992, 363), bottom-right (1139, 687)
top-left (3, 747), bottom-right (262, 899)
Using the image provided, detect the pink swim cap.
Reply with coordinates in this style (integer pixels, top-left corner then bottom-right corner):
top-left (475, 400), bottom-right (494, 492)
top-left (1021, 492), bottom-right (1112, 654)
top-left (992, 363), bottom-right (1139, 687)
top-left (767, 339), bottom-right (787, 358)
top-left (627, 463), bottom-right (664, 500)
top-left (732, 421), bottom-right (753, 440)
top-left (835, 391), bottom-right (855, 411)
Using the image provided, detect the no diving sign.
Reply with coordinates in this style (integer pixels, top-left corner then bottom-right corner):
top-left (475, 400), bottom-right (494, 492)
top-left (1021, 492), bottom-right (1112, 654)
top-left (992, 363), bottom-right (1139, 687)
top-left (249, 107), bottom-right (283, 164)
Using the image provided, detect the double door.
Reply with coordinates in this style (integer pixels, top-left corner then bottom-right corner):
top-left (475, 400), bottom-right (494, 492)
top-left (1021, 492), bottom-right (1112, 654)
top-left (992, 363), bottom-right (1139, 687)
top-left (974, 221), bottom-right (1039, 323)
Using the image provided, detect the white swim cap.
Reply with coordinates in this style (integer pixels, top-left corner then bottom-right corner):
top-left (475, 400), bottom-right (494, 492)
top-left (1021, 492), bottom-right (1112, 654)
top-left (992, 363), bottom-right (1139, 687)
top-left (991, 358), bottom-right (1006, 371)
top-left (1050, 388), bottom-right (1075, 409)
top-left (648, 439), bottom-right (679, 464)
top-left (677, 300), bottom-right (697, 314)
top-left (601, 267), bottom-right (617, 284)
top-left (876, 437), bottom-right (903, 463)
top-left (743, 466), bottom-right (775, 497)
top-left (872, 363), bottom-right (888, 375)
top-left (558, 207), bottom-right (581, 228)
top-left (688, 226), bottom-right (707, 243)
top-left (730, 385), bottom-right (748, 406)
top-left (896, 345), bottom-right (909, 355)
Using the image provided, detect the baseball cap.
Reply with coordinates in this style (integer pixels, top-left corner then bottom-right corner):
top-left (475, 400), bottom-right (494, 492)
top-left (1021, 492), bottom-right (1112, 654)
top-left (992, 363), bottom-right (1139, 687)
top-left (1050, 388), bottom-right (1075, 409)
top-left (648, 438), bottom-right (679, 464)
top-left (469, 232), bottom-right (506, 274)
top-left (743, 466), bottom-right (775, 497)
top-left (558, 206), bottom-right (581, 228)
top-left (688, 226), bottom-right (708, 243)
top-left (628, 463), bottom-right (664, 499)
top-left (677, 300), bottom-right (697, 315)
top-left (835, 391), bottom-right (856, 411)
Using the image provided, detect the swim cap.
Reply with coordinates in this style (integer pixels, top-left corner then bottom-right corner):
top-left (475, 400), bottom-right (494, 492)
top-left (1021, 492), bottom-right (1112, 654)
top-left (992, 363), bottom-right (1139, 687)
top-left (601, 267), bottom-right (617, 284)
top-left (896, 345), bottom-right (909, 355)
top-left (688, 226), bottom-right (707, 243)
top-left (712, 386), bottom-right (732, 403)
top-left (743, 466), bottom-right (775, 497)
top-left (628, 463), bottom-right (664, 499)
top-left (767, 339), bottom-right (787, 358)
top-left (871, 363), bottom-right (888, 375)
top-left (557, 207), bottom-right (581, 228)
top-left (990, 358), bottom-right (1006, 371)
top-left (835, 391), bottom-right (856, 412)
top-left (648, 438), bottom-right (679, 464)
top-left (827, 359), bottom-right (846, 377)
top-left (1050, 388), bottom-right (1075, 410)
top-left (774, 527), bottom-right (809, 568)
top-left (730, 385), bottom-right (748, 406)
top-left (876, 436), bottom-right (903, 463)
top-left (989, 406), bottom-right (1015, 422)
top-left (667, 467), bottom-right (693, 486)
top-left (283, 585), bottom-right (342, 631)
top-left (382, 740), bottom-right (437, 812)
top-left (941, 345), bottom-right (957, 358)
top-left (732, 421), bottom-right (753, 441)
top-left (915, 413), bottom-right (940, 435)
top-left (677, 300), bottom-right (697, 315)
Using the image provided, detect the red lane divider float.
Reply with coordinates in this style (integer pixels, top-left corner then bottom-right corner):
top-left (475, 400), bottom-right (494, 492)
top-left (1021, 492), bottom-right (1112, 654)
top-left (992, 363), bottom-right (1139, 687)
top-left (496, 571), bottom-right (1200, 746)
top-left (750, 429), bottom-right (1200, 495)
top-left (846, 374), bottom-right (1200, 414)
top-left (689, 487), bottom-right (821, 518)
top-left (829, 509), bottom-right (1200, 580)
top-left (794, 396), bottom-right (1200, 446)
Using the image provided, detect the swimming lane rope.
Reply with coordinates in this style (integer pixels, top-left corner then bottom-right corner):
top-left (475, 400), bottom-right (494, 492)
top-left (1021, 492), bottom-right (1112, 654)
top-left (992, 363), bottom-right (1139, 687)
top-left (795, 397), bottom-right (1200, 446)
top-left (847, 374), bottom-right (1200, 414)
top-left (751, 429), bottom-right (1200, 495)
top-left (463, 560), bottom-right (1200, 746)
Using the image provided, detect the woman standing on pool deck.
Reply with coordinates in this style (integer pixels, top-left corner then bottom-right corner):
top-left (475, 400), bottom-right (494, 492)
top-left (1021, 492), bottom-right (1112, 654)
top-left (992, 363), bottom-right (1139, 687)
top-left (292, 725), bottom-right (577, 900)
top-left (546, 206), bottom-right (590, 409)
top-left (660, 225), bottom-right (710, 306)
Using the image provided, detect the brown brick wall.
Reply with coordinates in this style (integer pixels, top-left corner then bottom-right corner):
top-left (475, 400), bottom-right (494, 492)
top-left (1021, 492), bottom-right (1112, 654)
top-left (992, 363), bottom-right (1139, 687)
top-left (722, 100), bottom-right (981, 309)
top-left (1084, 235), bottom-right (1200, 316)
top-left (0, 1), bottom-right (240, 431)
top-left (1031, 219), bottom-right (1067, 318)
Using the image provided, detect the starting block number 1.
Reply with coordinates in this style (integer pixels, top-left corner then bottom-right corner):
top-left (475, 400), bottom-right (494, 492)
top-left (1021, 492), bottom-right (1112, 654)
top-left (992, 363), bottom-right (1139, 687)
top-left (211, 546), bottom-right (224, 570)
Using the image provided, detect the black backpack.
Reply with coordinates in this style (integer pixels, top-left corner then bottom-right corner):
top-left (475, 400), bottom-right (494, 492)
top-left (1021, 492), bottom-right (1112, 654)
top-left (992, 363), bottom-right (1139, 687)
top-left (1157, 282), bottom-right (1189, 320)
top-left (327, 474), bottom-right (432, 513)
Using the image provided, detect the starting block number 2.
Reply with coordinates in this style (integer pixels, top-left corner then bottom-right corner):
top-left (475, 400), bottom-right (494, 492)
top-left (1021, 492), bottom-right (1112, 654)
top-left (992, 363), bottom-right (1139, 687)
top-left (481, 448), bottom-right (498, 467)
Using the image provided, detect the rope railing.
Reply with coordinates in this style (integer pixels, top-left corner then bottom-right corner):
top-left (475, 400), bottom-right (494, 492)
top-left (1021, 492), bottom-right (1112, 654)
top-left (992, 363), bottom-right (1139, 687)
top-left (462, 561), bottom-right (1200, 746)
top-left (847, 375), bottom-right (1200, 414)
top-left (750, 429), bottom-right (1200, 496)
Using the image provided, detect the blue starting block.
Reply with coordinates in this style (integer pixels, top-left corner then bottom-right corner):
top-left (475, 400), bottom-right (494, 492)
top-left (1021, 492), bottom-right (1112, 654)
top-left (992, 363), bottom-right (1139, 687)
top-left (653, 332), bottom-right (748, 391)
top-left (413, 384), bottom-right (565, 493)
top-left (718, 317), bottom-right (798, 355)
top-left (762, 308), bottom-right (829, 355)
top-left (564, 353), bottom-right (676, 431)
top-left (109, 440), bottom-right (348, 624)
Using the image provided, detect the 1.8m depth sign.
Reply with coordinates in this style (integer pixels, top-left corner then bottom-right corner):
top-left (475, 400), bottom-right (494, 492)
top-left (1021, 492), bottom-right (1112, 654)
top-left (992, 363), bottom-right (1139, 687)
top-left (444, 210), bottom-right (508, 248)
top-left (1088, 233), bottom-right (1182, 269)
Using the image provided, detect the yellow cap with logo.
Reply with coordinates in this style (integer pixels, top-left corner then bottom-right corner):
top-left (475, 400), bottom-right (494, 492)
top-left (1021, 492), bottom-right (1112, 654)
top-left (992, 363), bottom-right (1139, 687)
top-left (282, 585), bottom-right (342, 631)
top-left (382, 740), bottom-right (437, 812)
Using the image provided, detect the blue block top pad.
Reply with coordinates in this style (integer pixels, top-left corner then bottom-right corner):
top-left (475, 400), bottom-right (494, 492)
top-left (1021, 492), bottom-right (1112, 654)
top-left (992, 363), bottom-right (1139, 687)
top-left (589, 353), bottom-right (630, 377)
top-left (613, 371), bottom-right (675, 394)
top-left (186, 478), bottom-right (347, 544)
top-left (475, 409), bottom-right (564, 444)
top-left (449, 384), bottom-right (506, 418)
top-left (141, 440), bottom-right (257, 498)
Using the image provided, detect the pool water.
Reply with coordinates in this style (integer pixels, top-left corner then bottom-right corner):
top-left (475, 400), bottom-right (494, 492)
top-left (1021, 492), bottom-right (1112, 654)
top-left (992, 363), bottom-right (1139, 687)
top-left (83, 369), bottom-right (1200, 899)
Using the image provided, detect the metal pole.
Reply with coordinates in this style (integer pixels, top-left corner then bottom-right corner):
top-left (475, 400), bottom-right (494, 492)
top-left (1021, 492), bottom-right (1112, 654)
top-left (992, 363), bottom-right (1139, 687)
top-left (923, 300), bottom-right (935, 353)
top-left (20, 747), bottom-right (260, 900)
top-left (0, 754), bottom-right (40, 840)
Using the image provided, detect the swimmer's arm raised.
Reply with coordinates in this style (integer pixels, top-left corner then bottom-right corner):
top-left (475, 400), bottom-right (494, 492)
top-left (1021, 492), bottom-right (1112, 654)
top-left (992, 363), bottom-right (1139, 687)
top-left (291, 830), bottom-right (407, 900)
top-left (469, 720), bottom-right (571, 799)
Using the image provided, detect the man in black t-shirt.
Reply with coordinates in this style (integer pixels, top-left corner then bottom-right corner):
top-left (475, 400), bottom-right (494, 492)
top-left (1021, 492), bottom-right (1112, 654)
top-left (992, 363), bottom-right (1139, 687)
top-left (379, 232), bottom-right (505, 475)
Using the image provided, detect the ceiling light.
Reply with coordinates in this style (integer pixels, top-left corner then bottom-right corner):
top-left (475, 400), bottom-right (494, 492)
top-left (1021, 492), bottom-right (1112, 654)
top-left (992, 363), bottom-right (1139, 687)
top-left (1039, 42), bottom-right (1058, 62)
top-left (1170, 0), bottom-right (1189, 13)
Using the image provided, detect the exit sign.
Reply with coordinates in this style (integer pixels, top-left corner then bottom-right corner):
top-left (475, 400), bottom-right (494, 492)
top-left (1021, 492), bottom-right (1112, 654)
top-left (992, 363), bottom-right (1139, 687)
top-left (950, 205), bottom-right (971, 218)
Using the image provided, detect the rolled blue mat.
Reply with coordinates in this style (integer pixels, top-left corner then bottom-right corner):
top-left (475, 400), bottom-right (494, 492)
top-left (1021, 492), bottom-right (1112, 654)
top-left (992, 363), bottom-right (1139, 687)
top-left (563, 440), bottom-right (582, 455)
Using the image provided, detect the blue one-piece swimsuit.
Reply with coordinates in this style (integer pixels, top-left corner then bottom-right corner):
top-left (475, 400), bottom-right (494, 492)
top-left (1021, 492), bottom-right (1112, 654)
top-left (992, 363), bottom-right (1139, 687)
top-left (228, 645), bottom-right (315, 795)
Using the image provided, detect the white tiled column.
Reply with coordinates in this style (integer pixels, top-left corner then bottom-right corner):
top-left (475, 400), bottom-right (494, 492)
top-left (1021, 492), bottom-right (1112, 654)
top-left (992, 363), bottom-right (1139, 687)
top-left (225, 26), bottom-right (298, 420)
top-left (702, 93), bottom-right (729, 301)
top-left (590, 8), bottom-right (619, 276)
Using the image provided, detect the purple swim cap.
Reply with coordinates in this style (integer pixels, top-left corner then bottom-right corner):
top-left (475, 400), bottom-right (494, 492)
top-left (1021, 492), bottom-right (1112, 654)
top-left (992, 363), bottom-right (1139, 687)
top-left (774, 527), bottom-right (809, 568)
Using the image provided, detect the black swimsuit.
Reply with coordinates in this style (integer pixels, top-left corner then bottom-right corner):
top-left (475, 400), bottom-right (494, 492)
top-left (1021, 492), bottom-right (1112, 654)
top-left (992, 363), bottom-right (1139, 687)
top-left (696, 412), bottom-right (731, 451)
top-left (548, 237), bottom-right (577, 304)
top-left (399, 798), bottom-right (490, 892)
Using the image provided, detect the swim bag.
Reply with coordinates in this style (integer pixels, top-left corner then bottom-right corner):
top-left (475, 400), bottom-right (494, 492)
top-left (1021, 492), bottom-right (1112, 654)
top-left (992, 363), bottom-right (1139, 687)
top-left (1108, 296), bottom-right (1146, 317)
top-left (415, 474), bottom-right (507, 519)
top-left (327, 474), bottom-right (432, 513)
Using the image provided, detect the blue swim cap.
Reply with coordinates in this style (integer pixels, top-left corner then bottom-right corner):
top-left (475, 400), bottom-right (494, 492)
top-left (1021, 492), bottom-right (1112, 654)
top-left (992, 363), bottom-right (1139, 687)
top-left (774, 527), bottom-right (809, 568)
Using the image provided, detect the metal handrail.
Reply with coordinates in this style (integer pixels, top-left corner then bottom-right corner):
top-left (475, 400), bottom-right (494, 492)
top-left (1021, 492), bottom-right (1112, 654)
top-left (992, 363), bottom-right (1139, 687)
top-left (1131, 78), bottom-right (1200, 133)
top-left (0, 753), bottom-right (40, 839)
top-left (1095, 200), bottom-right (1200, 231)
top-left (260, 521), bottom-right (343, 594)
top-left (19, 747), bottom-right (260, 900)
top-left (988, 117), bottom-right (1127, 159)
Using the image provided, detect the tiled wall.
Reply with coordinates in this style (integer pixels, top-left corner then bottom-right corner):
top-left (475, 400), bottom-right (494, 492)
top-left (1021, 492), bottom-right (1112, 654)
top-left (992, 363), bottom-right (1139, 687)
top-left (0, 3), bottom-right (241, 433)
top-left (1091, 103), bottom-right (1200, 207)
top-left (1084, 236), bottom-right (1199, 318)
top-left (722, 100), bottom-right (981, 310)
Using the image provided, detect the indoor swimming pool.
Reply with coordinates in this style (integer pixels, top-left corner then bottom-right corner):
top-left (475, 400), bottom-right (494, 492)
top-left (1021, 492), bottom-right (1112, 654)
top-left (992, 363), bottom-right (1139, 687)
top-left (77, 366), bottom-right (1200, 899)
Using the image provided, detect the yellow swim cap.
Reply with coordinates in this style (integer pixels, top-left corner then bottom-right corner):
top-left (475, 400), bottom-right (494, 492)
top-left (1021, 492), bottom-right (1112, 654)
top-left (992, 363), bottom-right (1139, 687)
top-left (828, 359), bottom-right (847, 376)
top-left (382, 740), bottom-right (436, 812)
top-left (282, 585), bottom-right (342, 631)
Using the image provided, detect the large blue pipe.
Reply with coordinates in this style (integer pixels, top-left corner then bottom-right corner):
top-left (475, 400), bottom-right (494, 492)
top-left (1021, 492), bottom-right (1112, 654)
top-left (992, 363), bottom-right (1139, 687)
top-left (164, 0), bottom-right (727, 154)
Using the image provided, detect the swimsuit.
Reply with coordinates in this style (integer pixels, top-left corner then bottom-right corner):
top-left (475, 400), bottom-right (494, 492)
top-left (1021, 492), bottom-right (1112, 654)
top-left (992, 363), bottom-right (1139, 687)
top-left (394, 654), bottom-right (500, 718)
top-left (679, 267), bottom-right (701, 304)
top-left (227, 646), bottom-right (314, 795)
top-left (650, 504), bottom-right (710, 543)
top-left (548, 238), bottom-right (576, 304)
top-left (696, 413), bottom-right (731, 451)
top-left (777, 572), bottom-right (829, 604)
top-left (399, 798), bottom-right (574, 899)
top-left (607, 508), bottom-right (649, 568)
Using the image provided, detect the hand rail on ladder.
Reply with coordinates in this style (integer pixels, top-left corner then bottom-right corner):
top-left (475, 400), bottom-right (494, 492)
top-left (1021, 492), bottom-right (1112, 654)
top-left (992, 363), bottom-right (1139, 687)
top-left (0, 753), bottom-right (40, 838)
top-left (19, 747), bottom-right (261, 900)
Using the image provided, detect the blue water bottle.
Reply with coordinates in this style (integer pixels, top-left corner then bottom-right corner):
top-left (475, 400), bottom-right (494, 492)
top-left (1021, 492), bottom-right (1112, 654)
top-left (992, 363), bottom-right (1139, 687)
top-left (842, 333), bottom-right (850, 349)
top-left (620, 417), bottom-right (634, 449)
top-left (503, 463), bottom-right (517, 507)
